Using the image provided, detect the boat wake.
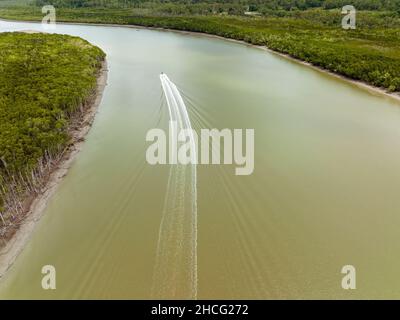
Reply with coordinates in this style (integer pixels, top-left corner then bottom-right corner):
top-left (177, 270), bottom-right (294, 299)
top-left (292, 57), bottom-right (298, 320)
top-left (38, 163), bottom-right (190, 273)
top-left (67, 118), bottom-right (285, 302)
top-left (151, 74), bottom-right (198, 299)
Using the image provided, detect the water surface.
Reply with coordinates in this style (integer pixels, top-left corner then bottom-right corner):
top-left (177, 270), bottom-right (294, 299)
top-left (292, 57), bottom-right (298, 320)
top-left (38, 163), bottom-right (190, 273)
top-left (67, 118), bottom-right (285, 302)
top-left (1, 20), bottom-right (400, 299)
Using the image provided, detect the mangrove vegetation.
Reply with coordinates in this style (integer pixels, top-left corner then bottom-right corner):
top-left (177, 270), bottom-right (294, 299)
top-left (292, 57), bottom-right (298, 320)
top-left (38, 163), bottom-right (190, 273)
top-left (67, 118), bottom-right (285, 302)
top-left (0, 1), bottom-right (399, 92)
top-left (0, 32), bottom-right (105, 241)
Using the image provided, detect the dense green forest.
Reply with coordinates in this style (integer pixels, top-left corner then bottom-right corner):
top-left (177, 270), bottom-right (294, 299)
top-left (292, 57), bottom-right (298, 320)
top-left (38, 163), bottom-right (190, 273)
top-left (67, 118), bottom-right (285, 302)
top-left (1, 0), bottom-right (400, 15)
top-left (0, 32), bottom-right (104, 237)
top-left (0, 2), bottom-right (399, 93)
top-left (31, 0), bottom-right (400, 13)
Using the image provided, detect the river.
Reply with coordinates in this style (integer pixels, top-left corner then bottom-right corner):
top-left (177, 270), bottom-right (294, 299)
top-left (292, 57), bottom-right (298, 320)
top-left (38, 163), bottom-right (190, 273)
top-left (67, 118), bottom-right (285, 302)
top-left (1, 20), bottom-right (400, 299)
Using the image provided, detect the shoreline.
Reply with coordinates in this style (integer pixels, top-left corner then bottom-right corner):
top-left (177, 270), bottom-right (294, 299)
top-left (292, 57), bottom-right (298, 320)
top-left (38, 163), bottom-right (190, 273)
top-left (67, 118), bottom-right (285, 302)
top-left (0, 16), bottom-right (399, 280)
top-left (0, 59), bottom-right (108, 281)
top-left (1, 17), bottom-right (400, 103)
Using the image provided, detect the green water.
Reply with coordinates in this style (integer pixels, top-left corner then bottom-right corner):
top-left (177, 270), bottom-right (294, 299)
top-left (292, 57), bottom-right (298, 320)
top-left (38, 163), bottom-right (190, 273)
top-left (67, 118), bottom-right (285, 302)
top-left (1, 21), bottom-right (400, 299)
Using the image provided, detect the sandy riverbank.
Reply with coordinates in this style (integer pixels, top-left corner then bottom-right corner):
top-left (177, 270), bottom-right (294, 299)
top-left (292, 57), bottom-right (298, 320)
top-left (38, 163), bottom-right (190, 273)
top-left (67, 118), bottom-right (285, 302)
top-left (1, 17), bottom-right (400, 104)
top-left (0, 59), bottom-right (108, 280)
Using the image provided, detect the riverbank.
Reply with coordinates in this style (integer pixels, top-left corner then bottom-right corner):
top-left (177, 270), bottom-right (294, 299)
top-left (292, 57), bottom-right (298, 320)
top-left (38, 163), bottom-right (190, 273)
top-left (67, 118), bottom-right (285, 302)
top-left (0, 60), bottom-right (108, 281)
top-left (253, 44), bottom-right (400, 104)
top-left (1, 7), bottom-right (400, 92)
top-left (2, 17), bottom-right (400, 104)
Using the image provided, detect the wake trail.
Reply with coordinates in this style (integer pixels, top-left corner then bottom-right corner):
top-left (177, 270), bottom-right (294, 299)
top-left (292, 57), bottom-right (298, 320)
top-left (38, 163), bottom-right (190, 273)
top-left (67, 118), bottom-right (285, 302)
top-left (151, 74), bottom-right (198, 299)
